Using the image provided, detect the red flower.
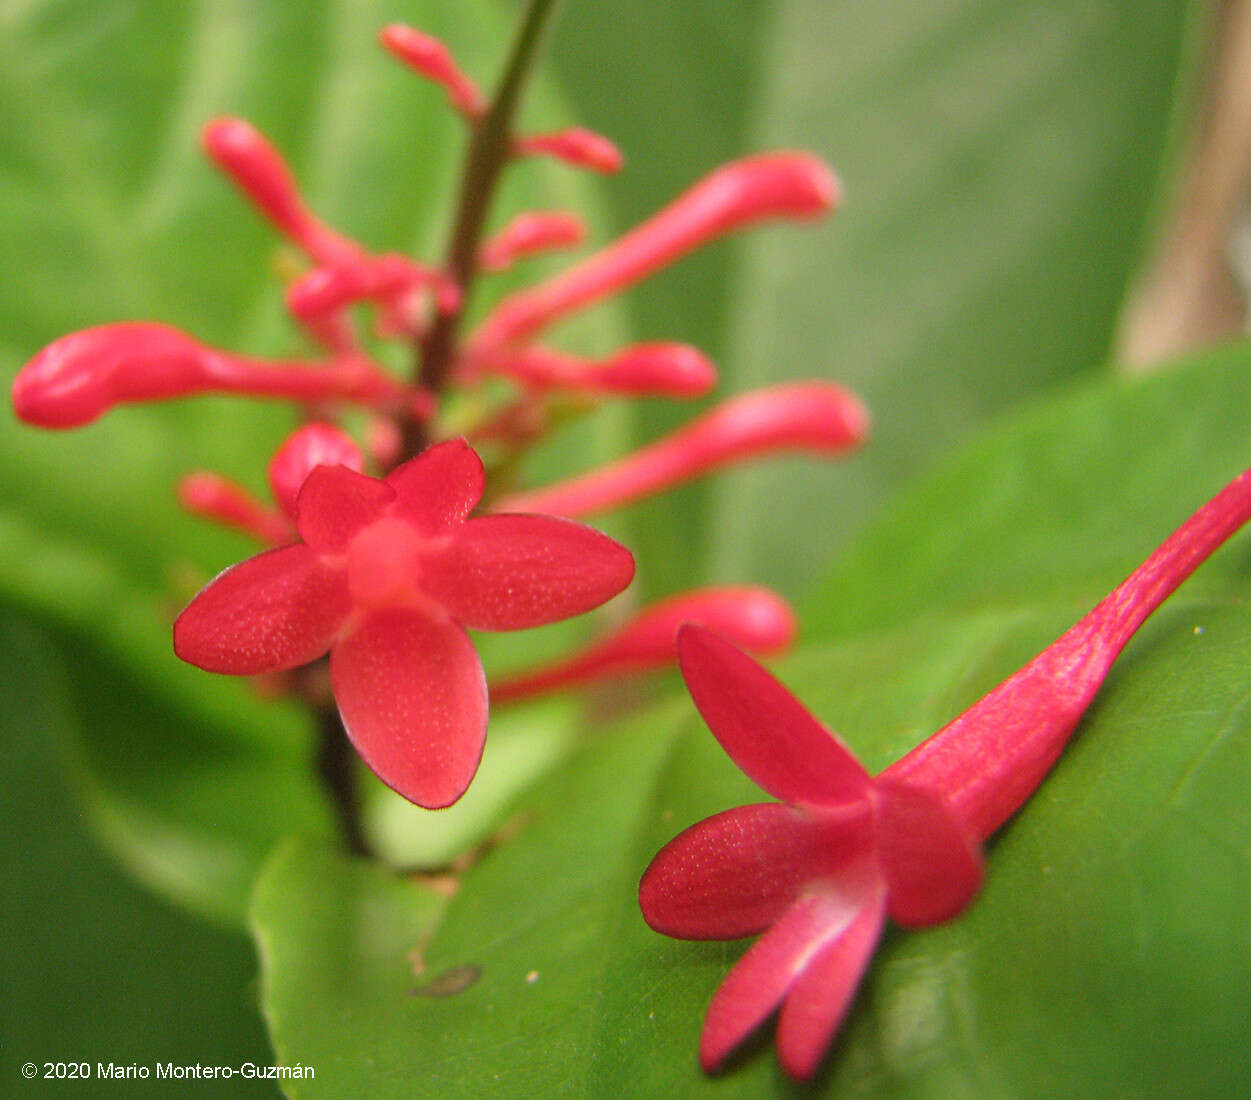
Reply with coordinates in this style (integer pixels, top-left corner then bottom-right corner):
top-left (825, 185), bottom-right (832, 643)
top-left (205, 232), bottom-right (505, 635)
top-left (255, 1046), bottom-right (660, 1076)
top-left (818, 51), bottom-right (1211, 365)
top-left (174, 438), bottom-right (634, 809)
top-left (491, 585), bottom-right (797, 703)
top-left (640, 468), bottom-right (1251, 1078)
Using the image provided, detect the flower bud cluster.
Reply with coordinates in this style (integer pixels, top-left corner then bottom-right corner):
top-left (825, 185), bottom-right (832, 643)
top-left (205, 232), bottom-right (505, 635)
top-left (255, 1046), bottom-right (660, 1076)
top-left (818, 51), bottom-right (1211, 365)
top-left (10, 22), bottom-right (868, 808)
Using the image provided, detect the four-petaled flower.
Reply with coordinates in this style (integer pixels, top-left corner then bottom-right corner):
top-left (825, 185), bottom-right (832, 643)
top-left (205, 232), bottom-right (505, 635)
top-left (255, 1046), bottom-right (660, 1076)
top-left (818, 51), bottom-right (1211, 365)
top-left (640, 467), bottom-right (1251, 1079)
top-left (174, 438), bottom-right (634, 808)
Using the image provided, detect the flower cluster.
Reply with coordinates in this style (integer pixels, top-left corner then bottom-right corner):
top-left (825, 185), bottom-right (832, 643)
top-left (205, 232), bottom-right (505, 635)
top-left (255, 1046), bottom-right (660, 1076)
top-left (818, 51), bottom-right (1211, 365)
top-left (639, 467), bottom-right (1251, 1078)
top-left (10, 21), bottom-right (868, 809)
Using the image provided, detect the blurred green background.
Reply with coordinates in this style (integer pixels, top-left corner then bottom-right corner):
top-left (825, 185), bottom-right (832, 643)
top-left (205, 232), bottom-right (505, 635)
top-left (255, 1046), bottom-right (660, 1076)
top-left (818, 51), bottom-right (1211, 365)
top-left (4, 0), bottom-right (1246, 1095)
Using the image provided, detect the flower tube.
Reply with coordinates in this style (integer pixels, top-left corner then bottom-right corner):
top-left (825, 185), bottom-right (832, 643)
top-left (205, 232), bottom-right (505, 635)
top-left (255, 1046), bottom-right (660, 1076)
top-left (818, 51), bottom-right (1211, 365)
top-left (472, 342), bottom-right (717, 398)
top-left (492, 586), bottom-right (796, 702)
top-left (470, 153), bottom-right (838, 350)
top-left (496, 382), bottom-right (867, 517)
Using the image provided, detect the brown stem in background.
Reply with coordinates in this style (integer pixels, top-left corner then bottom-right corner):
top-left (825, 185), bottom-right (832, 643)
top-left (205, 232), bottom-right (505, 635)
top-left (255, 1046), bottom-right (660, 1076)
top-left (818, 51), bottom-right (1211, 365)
top-left (1119, 0), bottom-right (1251, 368)
top-left (315, 701), bottom-right (369, 857)
top-left (404, 0), bottom-right (562, 456)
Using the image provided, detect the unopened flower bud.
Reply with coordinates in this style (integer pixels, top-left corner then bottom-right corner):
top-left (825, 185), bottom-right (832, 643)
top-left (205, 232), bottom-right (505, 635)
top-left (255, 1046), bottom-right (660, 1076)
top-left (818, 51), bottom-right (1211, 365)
top-left (201, 117), bottom-right (363, 267)
top-left (480, 211), bottom-right (587, 272)
top-left (496, 382), bottom-right (867, 517)
top-left (12, 323), bottom-right (407, 428)
top-left (472, 153), bottom-right (838, 349)
top-left (514, 128), bottom-right (623, 174)
top-left (178, 472), bottom-right (293, 545)
top-left (287, 255), bottom-right (461, 341)
top-left (268, 423), bottom-right (364, 521)
top-left (379, 24), bottom-right (485, 119)
top-left (492, 586), bottom-right (796, 702)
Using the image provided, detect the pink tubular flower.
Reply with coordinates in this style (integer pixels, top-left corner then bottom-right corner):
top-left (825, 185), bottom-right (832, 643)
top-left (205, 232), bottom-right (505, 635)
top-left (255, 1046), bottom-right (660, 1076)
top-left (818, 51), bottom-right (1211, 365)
top-left (178, 473), bottom-right (293, 545)
top-left (470, 342), bottom-right (717, 399)
top-left (11, 323), bottom-right (407, 429)
top-left (174, 438), bottom-right (634, 808)
top-left (492, 586), bottom-right (796, 702)
top-left (470, 153), bottom-right (838, 351)
top-left (379, 24), bottom-right (485, 119)
top-left (286, 254), bottom-right (461, 346)
top-left (202, 117), bottom-right (364, 269)
top-left (513, 128), bottom-right (624, 174)
top-left (479, 211), bottom-right (587, 272)
top-left (497, 382), bottom-right (868, 517)
top-left (639, 467), bottom-right (1251, 1079)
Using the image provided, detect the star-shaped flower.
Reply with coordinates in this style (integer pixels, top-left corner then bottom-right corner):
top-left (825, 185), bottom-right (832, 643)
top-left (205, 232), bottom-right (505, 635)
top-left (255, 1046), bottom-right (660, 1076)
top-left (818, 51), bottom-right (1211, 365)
top-left (174, 438), bottom-right (634, 808)
top-left (640, 467), bottom-right (1251, 1078)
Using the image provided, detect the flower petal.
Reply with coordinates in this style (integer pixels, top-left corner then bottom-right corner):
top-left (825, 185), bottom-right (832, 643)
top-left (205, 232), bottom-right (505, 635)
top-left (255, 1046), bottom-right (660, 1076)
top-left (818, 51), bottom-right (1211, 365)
top-left (875, 778), bottom-right (984, 927)
top-left (385, 438), bottom-right (485, 534)
top-left (296, 465), bottom-right (395, 552)
top-left (775, 887), bottom-right (886, 1080)
top-left (699, 884), bottom-right (869, 1074)
top-left (421, 514), bottom-right (634, 630)
top-left (639, 802), bottom-right (874, 940)
top-left (676, 626), bottom-right (872, 807)
top-left (173, 544), bottom-right (349, 673)
top-left (329, 609), bottom-right (487, 809)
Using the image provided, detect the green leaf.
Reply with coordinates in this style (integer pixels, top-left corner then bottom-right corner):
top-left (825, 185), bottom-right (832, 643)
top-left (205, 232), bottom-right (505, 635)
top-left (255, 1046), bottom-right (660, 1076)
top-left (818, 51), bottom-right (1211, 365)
top-left (0, 600), bottom-right (334, 926)
top-left (0, 611), bottom-right (276, 1096)
top-left (252, 346), bottom-right (1251, 1094)
top-left (251, 594), bottom-right (1251, 1096)
top-left (806, 339), bottom-right (1251, 639)
top-left (250, 838), bottom-right (449, 1095)
top-left (0, 0), bottom-right (628, 920)
top-left (361, 695), bottom-right (583, 869)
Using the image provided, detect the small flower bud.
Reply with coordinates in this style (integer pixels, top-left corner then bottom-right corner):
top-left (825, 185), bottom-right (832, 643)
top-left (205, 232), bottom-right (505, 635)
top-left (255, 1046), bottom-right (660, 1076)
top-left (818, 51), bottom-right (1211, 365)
top-left (201, 117), bottom-right (363, 267)
top-left (513, 128), bottom-right (624, 174)
top-left (364, 415), bottom-right (404, 470)
top-left (492, 586), bottom-right (796, 702)
top-left (472, 153), bottom-right (839, 349)
top-left (178, 472), bottom-right (293, 545)
top-left (12, 323), bottom-right (408, 428)
top-left (268, 423), bottom-right (364, 521)
top-left (479, 211), bottom-right (587, 272)
top-left (287, 255), bottom-right (461, 343)
top-left (379, 24), bottom-right (485, 119)
top-left (475, 342), bottom-right (716, 398)
top-left (496, 382), bottom-right (867, 517)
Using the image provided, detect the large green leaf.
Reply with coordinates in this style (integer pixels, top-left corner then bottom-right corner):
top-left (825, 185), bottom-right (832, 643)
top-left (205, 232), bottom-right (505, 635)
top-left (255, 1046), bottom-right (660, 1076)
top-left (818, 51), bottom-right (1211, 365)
top-left (251, 349), bottom-right (1251, 1094)
top-left (252, 594), bottom-right (1251, 1096)
top-left (806, 339), bottom-right (1251, 639)
top-left (0, 0), bottom-right (629, 922)
top-left (0, 612), bottom-right (275, 1097)
top-left (0, 601), bottom-right (335, 927)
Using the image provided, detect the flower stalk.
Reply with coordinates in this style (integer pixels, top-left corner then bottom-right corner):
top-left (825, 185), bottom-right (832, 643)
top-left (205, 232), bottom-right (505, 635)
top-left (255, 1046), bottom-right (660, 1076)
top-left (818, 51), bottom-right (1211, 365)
top-left (414, 0), bottom-right (563, 414)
